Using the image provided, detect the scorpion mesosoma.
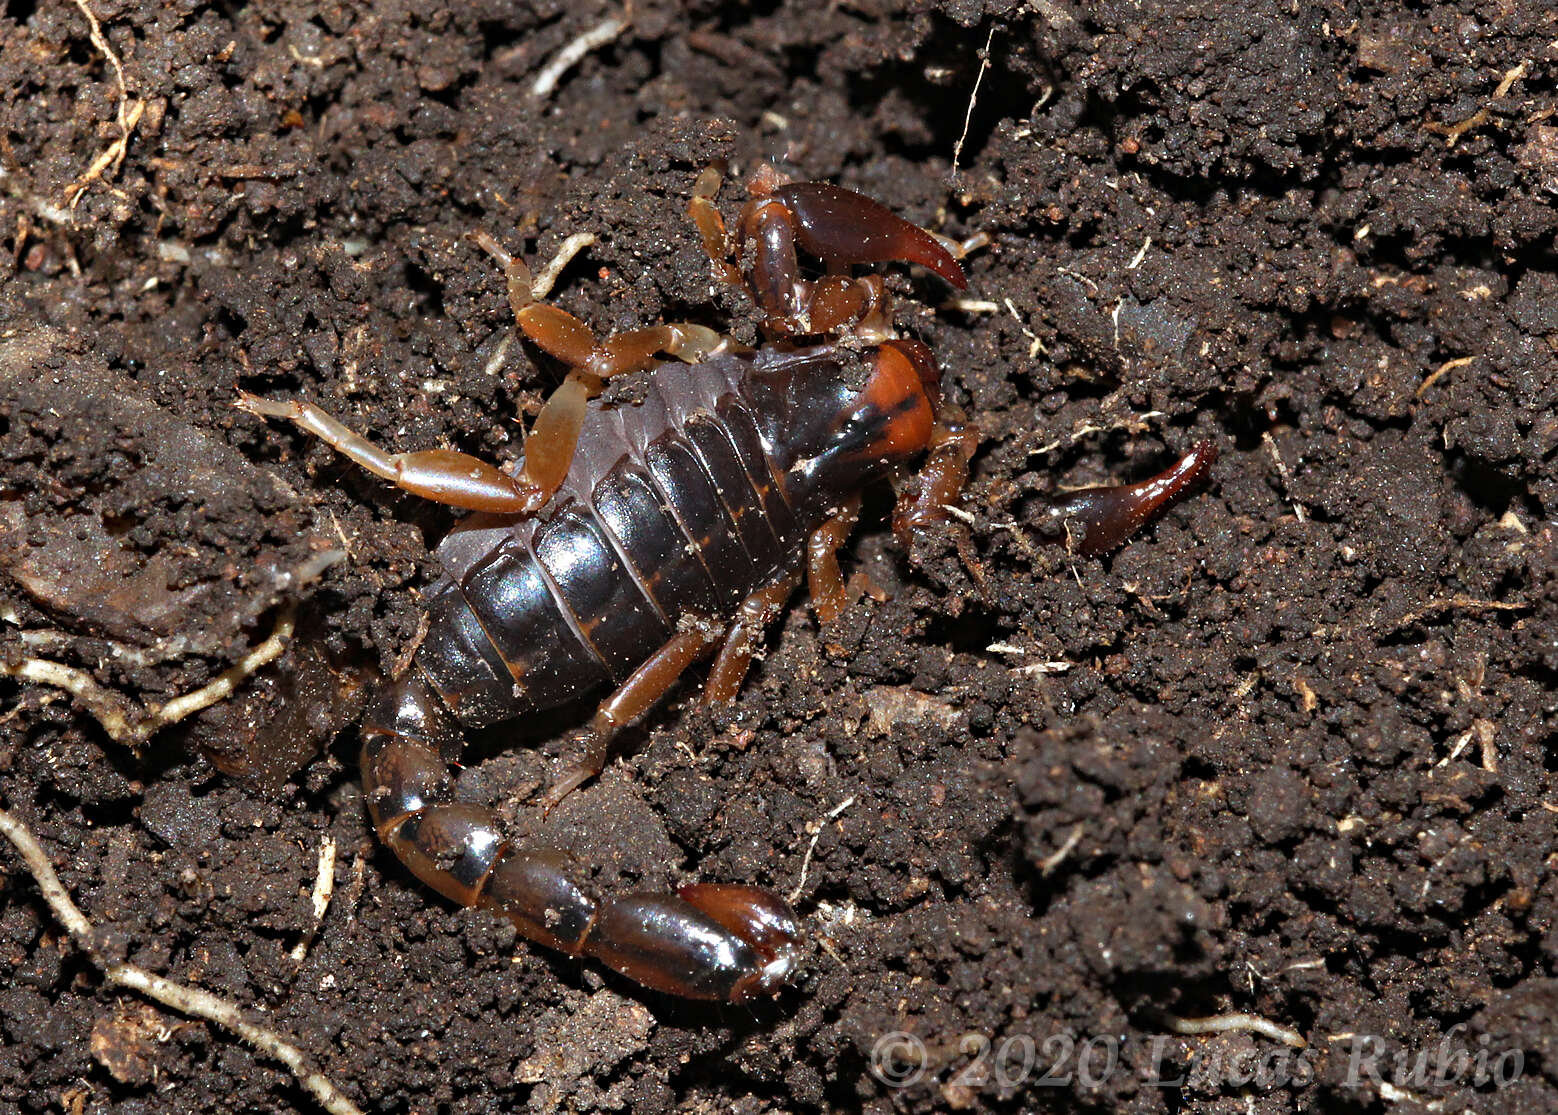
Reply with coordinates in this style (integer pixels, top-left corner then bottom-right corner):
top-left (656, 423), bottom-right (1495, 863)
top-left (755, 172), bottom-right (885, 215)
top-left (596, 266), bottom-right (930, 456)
top-left (240, 166), bottom-right (1215, 1002)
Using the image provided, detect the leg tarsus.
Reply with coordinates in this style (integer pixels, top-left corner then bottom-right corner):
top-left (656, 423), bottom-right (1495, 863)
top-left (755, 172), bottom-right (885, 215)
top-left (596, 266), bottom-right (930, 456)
top-left (807, 496), bottom-right (861, 624)
top-left (847, 569), bottom-right (890, 604)
top-left (472, 230), bottom-right (541, 325)
top-left (689, 164), bottom-right (741, 287)
top-left (703, 571), bottom-right (804, 704)
top-left (541, 622), bottom-right (724, 814)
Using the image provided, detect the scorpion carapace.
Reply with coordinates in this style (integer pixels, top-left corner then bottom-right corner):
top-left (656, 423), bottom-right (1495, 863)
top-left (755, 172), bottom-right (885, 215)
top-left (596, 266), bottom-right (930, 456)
top-left (240, 167), bottom-right (1216, 1002)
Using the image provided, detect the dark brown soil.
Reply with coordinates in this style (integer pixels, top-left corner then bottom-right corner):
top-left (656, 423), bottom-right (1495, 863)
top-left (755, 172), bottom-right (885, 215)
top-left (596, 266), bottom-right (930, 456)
top-left (2, 2), bottom-right (1555, 1113)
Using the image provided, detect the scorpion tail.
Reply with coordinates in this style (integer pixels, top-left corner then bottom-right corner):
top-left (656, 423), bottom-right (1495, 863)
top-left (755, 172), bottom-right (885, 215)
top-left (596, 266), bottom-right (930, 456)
top-left (359, 671), bottom-right (803, 1002)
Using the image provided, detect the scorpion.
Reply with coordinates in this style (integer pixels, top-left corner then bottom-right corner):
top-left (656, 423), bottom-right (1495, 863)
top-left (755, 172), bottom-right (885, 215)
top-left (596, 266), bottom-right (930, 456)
top-left (239, 165), bottom-right (1216, 1002)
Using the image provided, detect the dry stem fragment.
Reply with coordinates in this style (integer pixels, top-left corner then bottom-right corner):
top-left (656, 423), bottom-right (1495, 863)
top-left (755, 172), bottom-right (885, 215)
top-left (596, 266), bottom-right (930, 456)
top-left (67, 0), bottom-right (143, 205)
top-left (0, 805), bottom-right (364, 1115)
top-left (530, 13), bottom-right (629, 99)
top-left (1160, 1010), bottom-right (1307, 1049)
top-left (1, 605), bottom-right (298, 751)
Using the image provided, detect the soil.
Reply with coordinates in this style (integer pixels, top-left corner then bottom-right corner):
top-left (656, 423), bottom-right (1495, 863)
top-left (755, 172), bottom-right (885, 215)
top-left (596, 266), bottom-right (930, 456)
top-left (1, 1), bottom-right (1555, 1113)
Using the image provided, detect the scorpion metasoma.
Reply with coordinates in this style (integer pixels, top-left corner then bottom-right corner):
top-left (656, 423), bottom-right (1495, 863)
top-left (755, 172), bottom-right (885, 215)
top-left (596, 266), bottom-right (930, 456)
top-left (239, 165), bottom-right (1216, 1002)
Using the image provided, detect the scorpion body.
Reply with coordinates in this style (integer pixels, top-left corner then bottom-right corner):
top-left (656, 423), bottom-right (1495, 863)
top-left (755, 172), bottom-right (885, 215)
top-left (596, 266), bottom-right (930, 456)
top-left (405, 341), bottom-right (936, 730)
top-left (243, 167), bottom-right (1215, 1001)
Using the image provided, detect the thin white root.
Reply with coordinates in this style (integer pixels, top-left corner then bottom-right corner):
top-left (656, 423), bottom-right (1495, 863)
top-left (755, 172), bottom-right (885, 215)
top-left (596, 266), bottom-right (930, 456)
top-left (1160, 1011), bottom-right (1307, 1049)
top-left (0, 805), bottom-right (365, 1115)
top-left (1037, 822), bottom-right (1084, 874)
top-left (0, 657), bottom-right (140, 741)
top-left (985, 642), bottom-right (1073, 675)
top-left (1, 603), bottom-right (301, 750)
top-left (944, 297), bottom-right (1000, 314)
top-left (153, 605), bottom-right (297, 724)
top-left (529, 231), bottom-right (598, 300)
top-left (67, 0), bottom-right (143, 205)
top-left (951, 26), bottom-right (997, 178)
top-left (1261, 431), bottom-right (1307, 523)
top-left (529, 13), bottom-right (628, 99)
top-left (1027, 409), bottom-right (1166, 457)
top-left (788, 796), bottom-right (856, 904)
top-left (290, 835), bottom-right (339, 962)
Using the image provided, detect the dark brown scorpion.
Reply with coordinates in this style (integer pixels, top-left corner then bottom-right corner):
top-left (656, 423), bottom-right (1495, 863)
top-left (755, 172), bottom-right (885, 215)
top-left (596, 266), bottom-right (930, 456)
top-left (239, 166), bottom-right (1215, 1002)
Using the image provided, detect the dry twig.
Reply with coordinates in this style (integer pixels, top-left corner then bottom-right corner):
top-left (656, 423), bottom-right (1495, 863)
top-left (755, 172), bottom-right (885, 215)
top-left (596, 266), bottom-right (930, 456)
top-left (67, 0), bottom-right (144, 205)
top-left (0, 805), bottom-right (364, 1115)
top-left (1, 604), bottom-right (299, 751)
top-left (530, 12), bottom-right (629, 99)
top-left (1160, 1010), bottom-right (1307, 1049)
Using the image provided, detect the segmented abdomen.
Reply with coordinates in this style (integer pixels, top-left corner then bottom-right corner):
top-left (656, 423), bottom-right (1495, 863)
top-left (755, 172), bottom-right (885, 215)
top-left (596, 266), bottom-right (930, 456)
top-left (411, 349), bottom-right (815, 729)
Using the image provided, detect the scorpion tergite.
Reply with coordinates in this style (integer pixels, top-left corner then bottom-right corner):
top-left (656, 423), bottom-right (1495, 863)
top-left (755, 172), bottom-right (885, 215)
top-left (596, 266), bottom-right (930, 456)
top-left (240, 165), bottom-right (1215, 1002)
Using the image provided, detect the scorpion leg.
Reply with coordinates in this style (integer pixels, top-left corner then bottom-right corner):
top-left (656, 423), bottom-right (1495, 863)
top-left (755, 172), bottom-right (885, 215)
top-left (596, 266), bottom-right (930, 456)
top-left (541, 620), bottom-right (726, 813)
top-left (475, 231), bottom-right (722, 376)
top-left (545, 567), bottom-right (808, 810)
top-left (1031, 440), bottom-right (1219, 556)
top-left (234, 393), bottom-right (542, 513)
top-left (237, 225), bottom-right (726, 516)
top-left (703, 569), bottom-right (805, 703)
top-left (892, 407), bottom-right (981, 548)
top-left (361, 670), bottom-right (802, 1001)
top-left (687, 164), bottom-right (741, 287)
top-left (475, 232), bottom-right (725, 507)
top-left (874, 337), bottom-right (980, 546)
top-left (806, 496), bottom-right (862, 624)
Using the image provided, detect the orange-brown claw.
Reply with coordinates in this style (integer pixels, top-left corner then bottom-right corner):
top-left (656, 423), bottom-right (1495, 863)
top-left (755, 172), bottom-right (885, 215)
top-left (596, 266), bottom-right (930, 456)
top-left (770, 182), bottom-right (967, 289)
